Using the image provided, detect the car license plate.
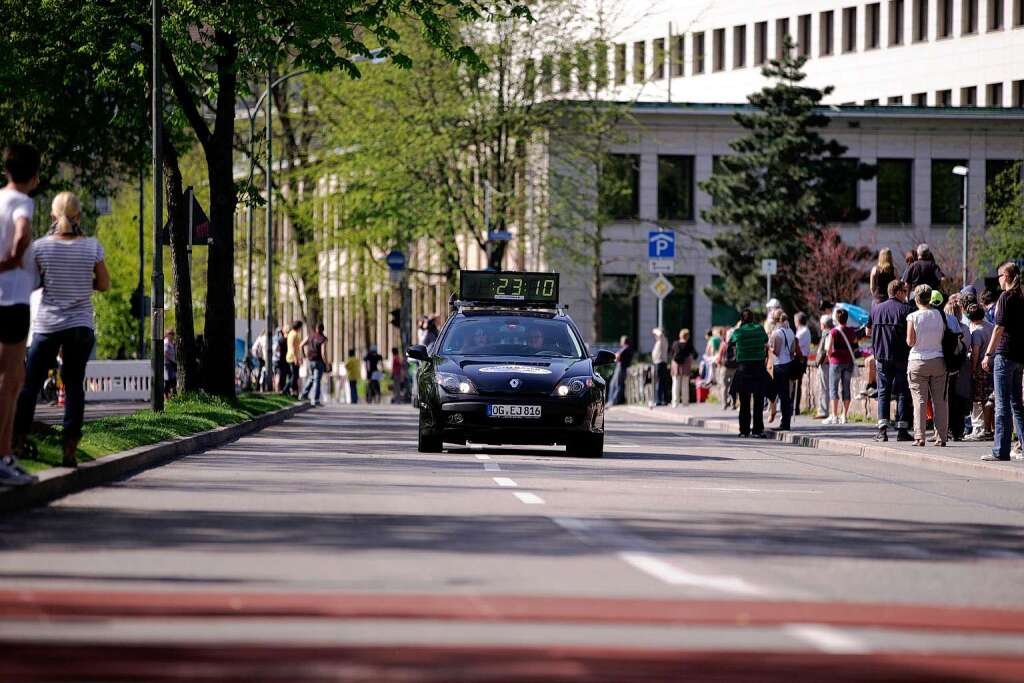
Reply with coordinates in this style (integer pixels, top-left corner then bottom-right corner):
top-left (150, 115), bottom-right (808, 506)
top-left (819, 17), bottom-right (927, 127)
top-left (487, 404), bottom-right (542, 418)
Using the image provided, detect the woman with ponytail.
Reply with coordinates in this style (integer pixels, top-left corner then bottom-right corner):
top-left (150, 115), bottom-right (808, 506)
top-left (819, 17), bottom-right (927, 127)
top-left (12, 191), bottom-right (110, 467)
top-left (981, 262), bottom-right (1024, 461)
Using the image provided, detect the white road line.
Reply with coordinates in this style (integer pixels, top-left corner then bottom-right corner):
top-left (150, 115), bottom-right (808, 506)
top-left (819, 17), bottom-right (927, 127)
top-left (483, 462), bottom-right (501, 471)
top-left (475, 454), bottom-right (491, 460)
top-left (513, 492), bottom-right (545, 505)
top-left (493, 477), bottom-right (518, 487)
top-left (783, 624), bottom-right (870, 654)
top-left (617, 551), bottom-right (773, 597)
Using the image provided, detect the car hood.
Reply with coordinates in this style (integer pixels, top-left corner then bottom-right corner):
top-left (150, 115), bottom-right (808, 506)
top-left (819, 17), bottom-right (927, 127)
top-left (438, 355), bottom-right (591, 395)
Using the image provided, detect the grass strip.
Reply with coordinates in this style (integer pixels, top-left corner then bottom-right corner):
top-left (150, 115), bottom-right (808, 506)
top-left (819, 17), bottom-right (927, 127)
top-left (22, 392), bottom-right (296, 473)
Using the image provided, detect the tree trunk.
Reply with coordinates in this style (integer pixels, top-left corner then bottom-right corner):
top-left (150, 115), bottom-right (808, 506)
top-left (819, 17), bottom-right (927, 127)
top-left (162, 139), bottom-right (199, 392)
top-left (591, 237), bottom-right (602, 344)
top-left (202, 139), bottom-right (238, 397)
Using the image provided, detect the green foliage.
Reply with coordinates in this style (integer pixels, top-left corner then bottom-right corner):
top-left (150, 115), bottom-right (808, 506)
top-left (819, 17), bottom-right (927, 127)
top-left (20, 392), bottom-right (295, 472)
top-left (978, 162), bottom-right (1024, 272)
top-left (700, 37), bottom-right (876, 314)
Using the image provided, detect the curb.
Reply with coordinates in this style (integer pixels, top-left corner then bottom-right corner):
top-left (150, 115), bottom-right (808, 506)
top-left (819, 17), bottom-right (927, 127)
top-left (622, 406), bottom-right (1024, 483)
top-left (0, 402), bottom-right (311, 514)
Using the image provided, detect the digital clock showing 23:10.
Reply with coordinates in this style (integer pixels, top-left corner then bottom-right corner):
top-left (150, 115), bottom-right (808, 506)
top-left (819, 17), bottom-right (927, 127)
top-left (460, 271), bottom-right (560, 303)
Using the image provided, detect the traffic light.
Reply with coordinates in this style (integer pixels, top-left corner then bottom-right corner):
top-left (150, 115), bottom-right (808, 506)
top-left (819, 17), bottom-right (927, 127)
top-left (389, 308), bottom-right (401, 329)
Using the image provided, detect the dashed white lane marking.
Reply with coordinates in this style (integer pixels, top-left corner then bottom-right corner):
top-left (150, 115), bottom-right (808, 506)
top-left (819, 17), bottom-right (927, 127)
top-left (493, 477), bottom-right (518, 487)
top-left (475, 454), bottom-right (491, 460)
top-left (483, 462), bottom-right (501, 471)
top-left (783, 624), bottom-right (870, 654)
top-left (617, 552), bottom-right (773, 597)
top-left (513, 492), bottom-right (545, 505)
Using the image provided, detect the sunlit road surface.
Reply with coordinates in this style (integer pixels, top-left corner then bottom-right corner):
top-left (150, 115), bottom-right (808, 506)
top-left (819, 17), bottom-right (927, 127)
top-left (2, 403), bottom-right (1024, 681)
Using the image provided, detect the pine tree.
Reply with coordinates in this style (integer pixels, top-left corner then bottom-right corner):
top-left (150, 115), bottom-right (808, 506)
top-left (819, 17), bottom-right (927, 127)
top-left (700, 36), bottom-right (875, 315)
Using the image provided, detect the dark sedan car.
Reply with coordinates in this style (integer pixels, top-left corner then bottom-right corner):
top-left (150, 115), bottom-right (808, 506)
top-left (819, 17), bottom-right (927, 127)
top-left (408, 309), bottom-right (614, 457)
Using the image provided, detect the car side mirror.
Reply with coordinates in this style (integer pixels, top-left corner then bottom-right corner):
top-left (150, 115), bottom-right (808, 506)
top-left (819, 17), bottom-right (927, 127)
top-left (407, 345), bottom-right (430, 362)
top-left (593, 350), bottom-right (616, 366)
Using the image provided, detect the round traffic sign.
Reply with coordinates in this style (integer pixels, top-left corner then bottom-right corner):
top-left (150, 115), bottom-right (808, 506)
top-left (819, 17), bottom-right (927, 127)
top-left (386, 250), bottom-right (406, 271)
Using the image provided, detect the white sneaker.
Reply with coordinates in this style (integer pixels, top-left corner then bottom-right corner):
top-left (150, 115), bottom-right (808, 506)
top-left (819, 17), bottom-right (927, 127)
top-left (823, 416), bottom-right (836, 425)
top-left (839, 415), bottom-right (848, 425)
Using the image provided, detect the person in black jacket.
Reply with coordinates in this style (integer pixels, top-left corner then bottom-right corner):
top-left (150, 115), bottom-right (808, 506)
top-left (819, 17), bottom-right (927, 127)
top-left (669, 329), bottom-right (698, 407)
top-left (902, 243), bottom-right (944, 292)
top-left (869, 279), bottom-right (916, 442)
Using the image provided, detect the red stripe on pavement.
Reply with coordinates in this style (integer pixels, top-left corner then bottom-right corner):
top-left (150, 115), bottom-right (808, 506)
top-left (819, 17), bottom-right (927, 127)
top-left (2, 642), bottom-right (1024, 682)
top-left (2, 588), bottom-right (1024, 634)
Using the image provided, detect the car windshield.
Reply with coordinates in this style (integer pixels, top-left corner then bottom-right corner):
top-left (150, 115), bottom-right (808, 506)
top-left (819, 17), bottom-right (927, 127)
top-left (440, 316), bottom-right (584, 358)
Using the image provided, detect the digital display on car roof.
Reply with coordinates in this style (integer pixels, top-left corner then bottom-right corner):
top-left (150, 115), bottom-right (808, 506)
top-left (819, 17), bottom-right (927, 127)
top-left (460, 271), bottom-right (559, 304)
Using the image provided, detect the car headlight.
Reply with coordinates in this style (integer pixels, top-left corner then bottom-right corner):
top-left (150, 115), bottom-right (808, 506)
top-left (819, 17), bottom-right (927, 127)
top-left (436, 372), bottom-right (477, 394)
top-left (554, 377), bottom-right (592, 397)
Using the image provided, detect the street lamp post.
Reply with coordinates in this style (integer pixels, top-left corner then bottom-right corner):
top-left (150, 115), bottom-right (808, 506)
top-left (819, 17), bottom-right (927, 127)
top-left (952, 165), bottom-right (969, 287)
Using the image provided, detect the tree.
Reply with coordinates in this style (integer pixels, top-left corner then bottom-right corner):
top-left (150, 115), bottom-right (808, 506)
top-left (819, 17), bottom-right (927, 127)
top-left (977, 161), bottom-right (1024, 273)
top-left (795, 228), bottom-right (872, 309)
top-left (700, 37), bottom-right (876, 315)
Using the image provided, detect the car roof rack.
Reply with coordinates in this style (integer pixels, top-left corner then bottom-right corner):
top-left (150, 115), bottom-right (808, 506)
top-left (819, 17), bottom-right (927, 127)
top-left (449, 298), bottom-right (568, 316)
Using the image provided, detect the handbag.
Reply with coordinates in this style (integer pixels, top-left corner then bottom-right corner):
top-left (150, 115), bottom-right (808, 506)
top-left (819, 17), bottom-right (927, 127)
top-left (941, 315), bottom-right (967, 372)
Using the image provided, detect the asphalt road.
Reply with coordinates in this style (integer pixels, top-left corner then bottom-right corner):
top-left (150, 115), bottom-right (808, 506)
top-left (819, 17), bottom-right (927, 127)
top-left (2, 403), bottom-right (1024, 681)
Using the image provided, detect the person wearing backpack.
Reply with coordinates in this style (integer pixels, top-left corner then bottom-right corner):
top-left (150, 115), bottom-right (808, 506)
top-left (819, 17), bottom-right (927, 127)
top-left (907, 285), bottom-right (949, 447)
top-left (299, 322), bottom-right (329, 407)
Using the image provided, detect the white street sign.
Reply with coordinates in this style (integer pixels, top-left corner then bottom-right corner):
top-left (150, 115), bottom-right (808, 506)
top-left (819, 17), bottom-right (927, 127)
top-left (648, 259), bottom-right (675, 273)
top-left (761, 258), bottom-right (778, 275)
top-left (649, 274), bottom-right (674, 300)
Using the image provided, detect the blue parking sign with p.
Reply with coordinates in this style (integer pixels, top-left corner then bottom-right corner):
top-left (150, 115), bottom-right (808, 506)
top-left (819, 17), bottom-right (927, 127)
top-left (648, 231), bottom-right (675, 259)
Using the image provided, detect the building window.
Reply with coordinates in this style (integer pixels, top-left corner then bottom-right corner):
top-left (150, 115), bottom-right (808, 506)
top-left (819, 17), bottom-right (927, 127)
top-left (595, 42), bottom-right (609, 90)
top-left (986, 82), bottom-right (1004, 105)
top-left (694, 32), bottom-right (706, 73)
top-left (912, 92), bottom-right (928, 105)
top-left (960, 85), bottom-right (977, 106)
top-left (936, 88), bottom-right (953, 106)
top-left (600, 154), bottom-right (640, 220)
top-left (827, 158), bottom-right (862, 223)
top-left (776, 18), bottom-right (791, 58)
top-left (632, 41), bottom-right (646, 82)
top-left (713, 28), bottom-right (726, 71)
top-left (843, 6), bottom-right (858, 52)
top-left (877, 159), bottom-right (913, 224)
top-left (865, 98), bottom-right (880, 105)
top-left (540, 55), bottom-right (554, 94)
top-left (963, 0), bottom-right (979, 33)
top-left (938, 0), bottom-right (953, 37)
top-left (523, 59), bottom-right (537, 99)
top-left (988, 0), bottom-right (1005, 30)
top-left (711, 155), bottom-right (725, 206)
top-left (671, 35), bottom-right (685, 76)
top-left (755, 21), bottom-right (769, 63)
top-left (986, 160), bottom-right (1021, 225)
top-left (733, 25), bottom-right (747, 68)
top-left (652, 38), bottom-right (666, 80)
top-left (558, 51), bottom-right (573, 92)
top-left (1015, 80), bottom-right (1024, 107)
top-left (1015, 0), bottom-right (1024, 26)
top-left (600, 275), bottom-right (638, 345)
top-left (889, 0), bottom-right (905, 44)
top-left (819, 11), bottom-right (835, 55)
top-left (866, 3), bottom-right (882, 47)
top-left (664, 276), bottom-right (695, 337)
top-left (657, 156), bottom-right (695, 221)
top-left (798, 14), bottom-right (812, 55)
top-left (888, 95), bottom-right (904, 104)
top-left (931, 159), bottom-right (967, 224)
top-left (614, 44), bottom-right (626, 85)
top-left (913, 0), bottom-right (929, 40)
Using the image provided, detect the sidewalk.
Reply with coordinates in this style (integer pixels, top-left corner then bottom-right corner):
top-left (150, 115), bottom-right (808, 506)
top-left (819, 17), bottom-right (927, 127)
top-left (619, 402), bottom-right (1024, 483)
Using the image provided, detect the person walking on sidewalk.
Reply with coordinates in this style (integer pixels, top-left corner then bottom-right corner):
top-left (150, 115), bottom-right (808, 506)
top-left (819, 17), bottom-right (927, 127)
top-left (13, 191), bottom-right (110, 468)
top-left (824, 308), bottom-right (858, 425)
top-left (907, 285), bottom-right (949, 447)
top-left (285, 321), bottom-right (303, 396)
top-left (965, 303), bottom-right (994, 441)
top-left (980, 262), bottom-right (1024, 461)
top-left (731, 310), bottom-right (770, 438)
top-left (0, 144), bottom-right (41, 486)
top-left (869, 279), bottom-right (915, 442)
top-left (364, 345), bottom-right (383, 404)
top-left (670, 329), bottom-right (697, 407)
top-left (299, 322), bottom-right (329, 407)
top-left (344, 349), bottom-right (360, 404)
top-left (390, 347), bottom-right (405, 404)
top-left (768, 311), bottom-right (798, 431)
top-left (273, 326), bottom-right (287, 392)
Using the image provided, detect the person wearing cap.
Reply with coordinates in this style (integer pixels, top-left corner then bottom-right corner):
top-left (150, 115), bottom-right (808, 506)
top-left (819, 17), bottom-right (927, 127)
top-left (907, 285), bottom-right (949, 447)
top-left (903, 243), bottom-right (944, 292)
top-left (869, 279), bottom-right (915, 442)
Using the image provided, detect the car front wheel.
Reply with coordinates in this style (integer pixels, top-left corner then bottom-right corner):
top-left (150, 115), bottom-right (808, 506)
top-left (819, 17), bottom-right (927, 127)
top-left (418, 411), bottom-right (443, 453)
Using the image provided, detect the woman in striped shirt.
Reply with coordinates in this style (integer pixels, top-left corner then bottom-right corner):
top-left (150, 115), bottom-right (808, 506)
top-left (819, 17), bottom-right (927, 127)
top-left (13, 191), bottom-right (109, 467)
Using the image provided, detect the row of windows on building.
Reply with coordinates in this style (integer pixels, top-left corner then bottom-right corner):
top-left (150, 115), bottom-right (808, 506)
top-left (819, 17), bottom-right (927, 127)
top-left (600, 154), bottom-right (1020, 226)
top-left (859, 80), bottom-right (1024, 106)
top-left (529, 0), bottom-right (1024, 97)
